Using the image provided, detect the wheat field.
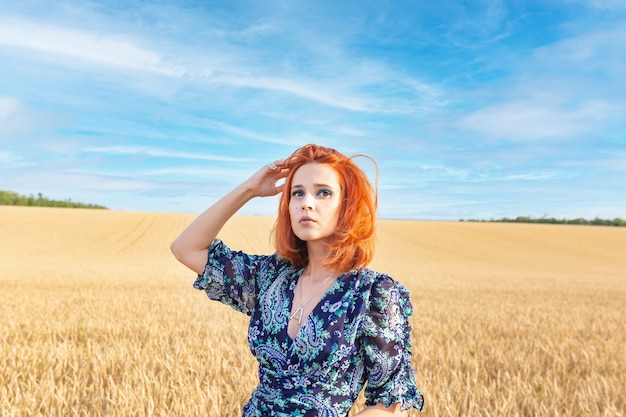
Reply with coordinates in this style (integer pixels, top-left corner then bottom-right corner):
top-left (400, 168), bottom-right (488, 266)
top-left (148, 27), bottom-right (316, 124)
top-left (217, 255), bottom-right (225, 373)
top-left (1, 205), bottom-right (624, 417)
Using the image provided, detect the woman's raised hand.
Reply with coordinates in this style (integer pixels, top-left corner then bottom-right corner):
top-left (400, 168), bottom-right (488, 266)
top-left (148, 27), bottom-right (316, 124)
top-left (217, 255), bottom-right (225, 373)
top-left (245, 159), bottom-right (288, 198)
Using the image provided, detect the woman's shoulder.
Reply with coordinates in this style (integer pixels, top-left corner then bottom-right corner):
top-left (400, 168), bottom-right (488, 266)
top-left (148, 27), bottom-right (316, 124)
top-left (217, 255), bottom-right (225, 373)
top-left (209, 238), bottom-right (297, 278)
top-left (353, 268), bottom-right (409, 295)
top-left (355, 269), bottom-right (414, 338)
top-left (211, 238), bottom-right (286, 264)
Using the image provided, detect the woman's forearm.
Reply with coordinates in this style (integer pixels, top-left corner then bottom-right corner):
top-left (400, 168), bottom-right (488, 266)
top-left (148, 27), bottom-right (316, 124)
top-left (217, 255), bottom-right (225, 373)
top-left (170, 182), bottom-right (256, 274)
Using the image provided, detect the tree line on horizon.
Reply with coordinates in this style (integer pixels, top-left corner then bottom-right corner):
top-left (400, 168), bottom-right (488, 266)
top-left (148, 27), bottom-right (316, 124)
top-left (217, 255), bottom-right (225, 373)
top-left (0, 190), bottom-right (108, 209)
top-left (460, 215), bottom-right (625, 227)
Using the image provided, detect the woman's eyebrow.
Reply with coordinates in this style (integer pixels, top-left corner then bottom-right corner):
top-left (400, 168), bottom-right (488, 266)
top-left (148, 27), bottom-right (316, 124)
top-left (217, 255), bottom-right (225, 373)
top-left (291, 183), bottom-right (335, 189)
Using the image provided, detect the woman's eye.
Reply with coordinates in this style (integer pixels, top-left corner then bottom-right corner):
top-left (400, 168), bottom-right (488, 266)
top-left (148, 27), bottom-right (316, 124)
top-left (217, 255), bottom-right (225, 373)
top-left (317, 190), bottom-right (332, 197)
top-left (291, 190), bottom-right (304, 197)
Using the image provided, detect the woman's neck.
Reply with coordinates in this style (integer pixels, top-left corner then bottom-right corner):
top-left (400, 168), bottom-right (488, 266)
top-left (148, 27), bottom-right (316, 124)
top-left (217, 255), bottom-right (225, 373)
top-left (304, 257), bottom-right (335, 282)
top-left (304, 241), bottom-right (334, 281)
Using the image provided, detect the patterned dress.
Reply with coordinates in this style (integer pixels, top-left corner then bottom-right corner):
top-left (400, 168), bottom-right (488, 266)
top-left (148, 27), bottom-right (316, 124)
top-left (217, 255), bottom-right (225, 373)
top-left (193, 239), bottom-right (424, 416)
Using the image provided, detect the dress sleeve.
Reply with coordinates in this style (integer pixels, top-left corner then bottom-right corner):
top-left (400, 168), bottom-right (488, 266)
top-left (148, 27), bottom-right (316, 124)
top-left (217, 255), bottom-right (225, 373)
top-left (192, 239), bottom-right (270, 316)
top-left (361, 275), bottom-right (425, 412)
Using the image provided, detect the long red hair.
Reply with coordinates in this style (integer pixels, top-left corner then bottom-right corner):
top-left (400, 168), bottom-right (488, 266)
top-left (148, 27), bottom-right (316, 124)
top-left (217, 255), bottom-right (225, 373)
top-left (272, 144), bottom-right (377, 272)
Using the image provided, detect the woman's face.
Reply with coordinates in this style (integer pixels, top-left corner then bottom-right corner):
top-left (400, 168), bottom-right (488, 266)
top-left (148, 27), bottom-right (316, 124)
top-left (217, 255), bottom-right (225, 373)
top-left (289, 162), bottom-right (342, 244)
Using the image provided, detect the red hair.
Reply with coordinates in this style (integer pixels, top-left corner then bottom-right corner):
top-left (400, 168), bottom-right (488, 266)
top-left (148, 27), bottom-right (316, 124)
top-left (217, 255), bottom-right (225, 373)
top-left (272, 144), bottom-right (378, 272)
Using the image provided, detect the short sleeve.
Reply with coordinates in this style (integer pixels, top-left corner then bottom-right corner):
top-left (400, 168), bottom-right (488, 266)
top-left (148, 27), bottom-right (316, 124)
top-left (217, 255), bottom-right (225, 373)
top-left (192, 239), bottom-right (270, 316)
top-left (361, 275), bottom-right (424, 412)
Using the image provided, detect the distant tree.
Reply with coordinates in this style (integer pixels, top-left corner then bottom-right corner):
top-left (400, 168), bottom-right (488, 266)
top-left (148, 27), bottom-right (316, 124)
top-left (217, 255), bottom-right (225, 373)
top-left (459, 215), bottom-right (624, 227)
top-left (0, 190), bottom-right (108, 209)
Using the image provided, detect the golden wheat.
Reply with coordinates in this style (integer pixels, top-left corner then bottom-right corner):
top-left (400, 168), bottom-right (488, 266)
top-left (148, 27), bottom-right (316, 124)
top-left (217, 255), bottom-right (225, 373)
top-left (1, 206), bottom-right (624, 416)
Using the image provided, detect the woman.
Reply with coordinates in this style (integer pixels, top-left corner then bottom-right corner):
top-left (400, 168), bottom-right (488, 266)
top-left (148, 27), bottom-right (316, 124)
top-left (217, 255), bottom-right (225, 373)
top-left (171, 144), bottom-right (424, 416)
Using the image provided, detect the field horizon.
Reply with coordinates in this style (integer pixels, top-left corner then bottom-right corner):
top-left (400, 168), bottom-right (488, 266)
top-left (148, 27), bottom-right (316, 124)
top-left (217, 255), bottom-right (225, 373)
top-left (1, 205), bottom-right (624, 416)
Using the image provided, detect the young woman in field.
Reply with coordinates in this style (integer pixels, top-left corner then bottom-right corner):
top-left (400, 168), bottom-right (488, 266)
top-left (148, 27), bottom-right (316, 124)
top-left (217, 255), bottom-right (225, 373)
top-left (171, 144), bottom-right (424, 416)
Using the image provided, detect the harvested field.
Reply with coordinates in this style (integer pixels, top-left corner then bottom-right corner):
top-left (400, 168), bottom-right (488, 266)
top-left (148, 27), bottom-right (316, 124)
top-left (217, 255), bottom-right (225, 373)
top-left (1, 205), bottom-right (624, 416)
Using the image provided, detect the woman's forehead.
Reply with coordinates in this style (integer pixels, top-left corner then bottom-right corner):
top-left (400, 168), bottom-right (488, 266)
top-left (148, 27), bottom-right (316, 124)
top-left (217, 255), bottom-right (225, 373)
top-left (291, 163), bottom-right (340, 186)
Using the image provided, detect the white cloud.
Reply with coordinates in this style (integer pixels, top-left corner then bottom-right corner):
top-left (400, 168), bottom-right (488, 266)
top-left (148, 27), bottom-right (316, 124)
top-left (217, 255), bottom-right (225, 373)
top-left (419, 23), bottom-right (625, 130)
top-left (0, 96), bottom-right (23, 120)
top-left (0, 150), bottom-right (28, 166)
top-left (201, 120), bottom-right (296, 145)
top-left (501, 171), bottom-right (570, 181)
top-left (3, 166), bottom-right (158, 192)
top-left (0, 95), bottom-right (62, 141)
top-left (0, 17), bottom-right (183, 76)
top-left (458, 98), bottom-right (612, 141)
top-left (453, 24), bottom-right (626, 142)
top-left (444, 0), bottom-right (512, 47)
top-left (139, 167), bottom-right (232, 177)
top-left (533, 28), bottom-right (626, 76)
top-left (82, 145), bottom-right (255, 162)
top-left (564, 0), bottom-right (626, 11)
top-left (0, 14), bottom-right (441, 115)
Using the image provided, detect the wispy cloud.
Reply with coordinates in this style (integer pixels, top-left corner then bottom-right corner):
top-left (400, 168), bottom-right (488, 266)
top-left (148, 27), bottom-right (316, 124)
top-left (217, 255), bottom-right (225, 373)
top-left (443, 0), bottom-right (512, 47)
top-left (567, 0), bottom-right (626, 11)
top-left (201, 120), bottom-right (306, 146)
top-left (0, 96), bottom-right (22, 120)
top-left (457, 98), bottom-right (613, 141)
top-left (0, 11), bottom-right (442, 115)
top-left (452, 22), bottom-right (626, 142)
top-left (0, 150), bottom-right (28, 166)
top-left (83, 146), bottom-right (256, 162)
top-left (0, 95), bottom-right (62, 140)
top-left (533, 27), bottom-right (626, 77)
top-left (501, 171), bottom-right (572, 181)
top-left (0, 17), bottom-right (182, 76)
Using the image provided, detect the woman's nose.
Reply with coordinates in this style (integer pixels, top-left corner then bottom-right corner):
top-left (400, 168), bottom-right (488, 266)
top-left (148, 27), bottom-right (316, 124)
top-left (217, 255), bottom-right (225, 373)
top-left (301, 194), bottom-right (313, 210)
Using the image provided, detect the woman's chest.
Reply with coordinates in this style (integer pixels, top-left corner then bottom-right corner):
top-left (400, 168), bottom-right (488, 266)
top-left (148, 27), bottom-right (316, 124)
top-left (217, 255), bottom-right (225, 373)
top-left (248, 273), bottom-right (368, 367)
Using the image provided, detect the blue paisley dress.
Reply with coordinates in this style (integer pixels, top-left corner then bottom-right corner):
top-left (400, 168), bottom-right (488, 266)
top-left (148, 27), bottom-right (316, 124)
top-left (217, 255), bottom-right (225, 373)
top-left (193, 239), bottom-right (424, 416)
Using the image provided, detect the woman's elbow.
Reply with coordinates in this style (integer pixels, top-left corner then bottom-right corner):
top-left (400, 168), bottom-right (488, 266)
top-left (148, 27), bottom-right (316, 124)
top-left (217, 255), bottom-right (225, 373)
top-left (170, 240), bottom-right (206, 275)
top-left (170, 238), bottom-right (193, 266)
top-left (170, 238), bottom-right (184, 261)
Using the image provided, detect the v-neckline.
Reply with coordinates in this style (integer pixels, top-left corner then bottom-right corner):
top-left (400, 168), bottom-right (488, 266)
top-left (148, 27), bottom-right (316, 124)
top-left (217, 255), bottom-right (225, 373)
top-left (285, 271), bottom-right (339, 342)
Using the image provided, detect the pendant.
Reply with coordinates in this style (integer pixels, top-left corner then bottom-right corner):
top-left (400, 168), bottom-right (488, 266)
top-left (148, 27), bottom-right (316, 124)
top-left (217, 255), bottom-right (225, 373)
top-left (290, 306), bottom-right (304, 325)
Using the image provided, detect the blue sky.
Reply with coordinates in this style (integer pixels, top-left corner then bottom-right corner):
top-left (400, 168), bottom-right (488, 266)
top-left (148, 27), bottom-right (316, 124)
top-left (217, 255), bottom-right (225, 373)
top-left (1, 0), bottom-right (625, 220)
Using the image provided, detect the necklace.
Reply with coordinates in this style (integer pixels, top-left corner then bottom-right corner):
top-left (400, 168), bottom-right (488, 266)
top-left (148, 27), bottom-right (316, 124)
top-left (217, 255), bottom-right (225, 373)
top-left (289, 273), bottom-right (334, 325)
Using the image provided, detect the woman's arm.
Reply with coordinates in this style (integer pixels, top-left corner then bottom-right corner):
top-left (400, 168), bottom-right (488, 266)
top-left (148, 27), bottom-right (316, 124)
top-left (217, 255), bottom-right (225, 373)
top-left (170, 161), bottom-right (286, 275)
top-left (354, 403), bottom-right (406, 416)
